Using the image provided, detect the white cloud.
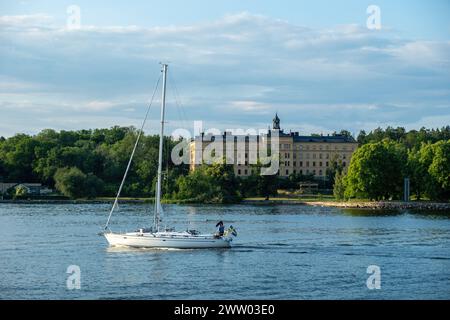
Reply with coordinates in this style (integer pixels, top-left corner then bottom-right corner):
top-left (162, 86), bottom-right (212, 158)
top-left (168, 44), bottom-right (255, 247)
top-left (0, 12), bottom-right (449, 136)
top-left (0, 14), bottom-right (53, 26)
top-left (228, 100), bottom-right (271, 112)
top-left (84, 100), bottom-right (117, 111)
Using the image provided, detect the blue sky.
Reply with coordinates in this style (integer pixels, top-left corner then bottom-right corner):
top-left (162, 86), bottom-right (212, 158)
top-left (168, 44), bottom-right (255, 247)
top-left (0, 0), bottom-right (449, 137)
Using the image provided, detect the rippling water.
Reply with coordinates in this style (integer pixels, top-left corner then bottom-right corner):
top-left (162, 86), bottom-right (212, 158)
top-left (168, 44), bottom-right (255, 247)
top-left (0, 203), bottom-right (449, 299)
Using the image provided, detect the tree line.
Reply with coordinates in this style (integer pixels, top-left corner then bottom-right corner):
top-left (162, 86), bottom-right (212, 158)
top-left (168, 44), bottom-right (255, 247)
top-left (0, 125), bottom-right (449, 202)
top-left (335, 126), bottom-right (450, 201)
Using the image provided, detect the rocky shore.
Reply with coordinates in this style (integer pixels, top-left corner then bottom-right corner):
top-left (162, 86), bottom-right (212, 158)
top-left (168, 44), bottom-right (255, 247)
top-left (242, 199), bottom-right (450, 210)
top-left (307, 201), bottom-right (450, 210)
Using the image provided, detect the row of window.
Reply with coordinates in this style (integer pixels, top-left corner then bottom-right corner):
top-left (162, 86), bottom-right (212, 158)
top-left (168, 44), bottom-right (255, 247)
top-left (282, 161), bottom-right (346, 168)
top-left (282, 144), bottom-right (354, 151)
top-left (237, 168), bottom-right (327, 176)
top-left (286, 169), bottom-right (323, 176)
top-left (284, 153), bottom-right (348, 160)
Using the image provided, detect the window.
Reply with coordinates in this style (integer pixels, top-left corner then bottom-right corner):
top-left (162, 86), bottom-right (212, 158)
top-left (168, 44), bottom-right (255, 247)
top-left (343, 154), bottom-right (346, 159)
top-left (300, 170), bottom-right (303, 174)
top-left (293, 153), bottom-right (296, 159)
top-left (293, 161), bottom-right (296, 166)
top-left (306, 161), bottom-right (309, 167)
top-left (319, 162), bottom-right (322, 167)
top-left (238, 169), bottom-right (241, 175)
top-left (245, 153), bottom-right (248, 158)
top-left (313, 154), bottom-right (316, 159)
top-left (245, 161), bottom-right (248, 166)
top-left (343, 162), bottom-right (346, 167)
top-left (300, 161), bottom-right (303, 167)
top-left (293, 169), bottom-right (296, 174)
top-left (286, 169), bottom-right (289, 175)
top-left (319, 170), bottom-right (322, 175)
top-left (326, 161), bottom-right (329, 167)
top-left (244, 169), bottom-right (248, 175)
top-left (313, 162), bottom-right (316, 167)
top-left (313, 170), bottom-right (316, 175)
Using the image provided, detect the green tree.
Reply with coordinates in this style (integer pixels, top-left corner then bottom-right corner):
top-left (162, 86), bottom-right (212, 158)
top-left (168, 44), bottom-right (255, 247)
top-left (174, 166), bottom-right (217, 202)
top-left (413, 140), bottom-right (450, 200)
top-left (249, 161), bottom-right (278, 200)
top-left (333, 171), bottom-right (346, 201)
top-left (345, 140), bottom-right (407, 200)
top-left (14, 185), bottom-right (28, 198)
top-left (428, 140), bottom-right (450, 192)
top-left (204, 162), bottom-right (240, 203)
top-left (84, 173), bottom-right (105, 198)
top-left (407, 148), bottom-right (427, 200)
top-left (54, 167), bottom-right (87, 198)
top-left (174, 162), bottom-right (240, 203)
top-left (0, 134), bottom-right (38, 182)
top-left (326, 154), bottom-right (344, 187)
top-left (54, 167), bottom-right (104, 199)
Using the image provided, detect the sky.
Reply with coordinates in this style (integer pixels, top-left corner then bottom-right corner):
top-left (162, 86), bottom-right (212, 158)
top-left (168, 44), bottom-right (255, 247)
top-left (0, 0), bottom-right (449, 137)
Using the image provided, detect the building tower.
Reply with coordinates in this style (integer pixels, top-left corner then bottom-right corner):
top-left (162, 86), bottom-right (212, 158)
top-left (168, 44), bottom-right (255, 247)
top-left (273, 113), bottom-right (280, 130)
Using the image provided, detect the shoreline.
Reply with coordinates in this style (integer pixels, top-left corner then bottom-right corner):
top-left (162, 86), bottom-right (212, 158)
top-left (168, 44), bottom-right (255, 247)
top-left (0, 198), bottom-right (449, 210)
top-left (242, 199), bottom-right (450, 210)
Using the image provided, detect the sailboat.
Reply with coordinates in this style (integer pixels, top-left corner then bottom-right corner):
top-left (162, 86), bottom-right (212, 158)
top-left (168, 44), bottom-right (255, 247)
top-left (103, 64), bottom-right (236, 249)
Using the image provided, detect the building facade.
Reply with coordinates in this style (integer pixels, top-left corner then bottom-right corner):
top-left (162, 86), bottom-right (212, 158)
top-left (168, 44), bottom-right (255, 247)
top-left (189, 114), bottom-right (358, 178)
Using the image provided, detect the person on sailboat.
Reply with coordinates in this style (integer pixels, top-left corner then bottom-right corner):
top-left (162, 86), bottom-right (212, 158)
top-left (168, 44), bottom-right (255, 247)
top-left (215, 221), bottom-right (225, 237)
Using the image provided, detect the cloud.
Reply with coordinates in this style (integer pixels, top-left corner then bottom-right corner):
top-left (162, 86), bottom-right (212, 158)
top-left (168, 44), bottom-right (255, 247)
top-left (228, 100), bottom-right (272, 113)
top-left (84, 100), bottom-right (118, 111)
top-left (0, 14), bottom-right (53, 27)
top-left (0, 12), bottom-right (449, 137)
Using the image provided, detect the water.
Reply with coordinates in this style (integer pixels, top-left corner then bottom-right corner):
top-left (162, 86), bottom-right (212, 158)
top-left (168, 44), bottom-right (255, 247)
top-left (0, 203), bottom-right (449, 300)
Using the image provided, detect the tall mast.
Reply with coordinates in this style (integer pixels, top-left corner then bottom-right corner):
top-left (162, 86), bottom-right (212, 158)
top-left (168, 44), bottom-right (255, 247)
top-left (154, 63), bottom-right (167, 231)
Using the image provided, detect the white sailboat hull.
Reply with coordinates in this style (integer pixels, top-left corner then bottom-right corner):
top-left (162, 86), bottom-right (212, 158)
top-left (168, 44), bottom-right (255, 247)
top-left (104, 231), bottom-right (232, 249)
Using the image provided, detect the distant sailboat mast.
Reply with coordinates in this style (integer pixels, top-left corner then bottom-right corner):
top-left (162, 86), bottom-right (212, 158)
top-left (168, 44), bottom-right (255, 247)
top-left (154, 63), bottom-right (168, 232)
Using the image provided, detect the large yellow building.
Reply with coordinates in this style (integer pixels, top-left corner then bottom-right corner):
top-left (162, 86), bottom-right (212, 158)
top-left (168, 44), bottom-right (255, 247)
top-left (189, 114), bottom-right (358, 178)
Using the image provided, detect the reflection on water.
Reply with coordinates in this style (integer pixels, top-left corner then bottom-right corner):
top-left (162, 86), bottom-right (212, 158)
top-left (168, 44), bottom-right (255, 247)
top-left (0, 203), bottom-right (449, 299)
